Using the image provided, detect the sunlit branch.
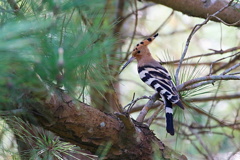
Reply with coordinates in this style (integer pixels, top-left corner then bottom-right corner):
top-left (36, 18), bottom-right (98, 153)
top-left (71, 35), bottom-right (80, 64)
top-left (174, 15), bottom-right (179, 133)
top-left (130, 92), bottom-right (240, 113)
top-left (209, 52), bottom-right (240, 75)
top-left (161, 46), bottom-right (240, 65)
top-left (136, 93), bottom-right (160, 122)
top-left (187, 93), bottom-right (240, 102)
top-left (147, 104), bottom-right (163, 126)
top-left (221, 63), bottom-right (240, 75)
top-left (178, 75), bottom-right (240, 91)
top-left (210, 54), bottom-right (240, 75)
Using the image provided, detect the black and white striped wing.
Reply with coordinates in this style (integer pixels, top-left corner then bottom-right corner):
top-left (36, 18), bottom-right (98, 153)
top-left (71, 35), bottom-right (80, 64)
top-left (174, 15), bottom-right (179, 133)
top-left (138, 65), bottom-right (180, 105)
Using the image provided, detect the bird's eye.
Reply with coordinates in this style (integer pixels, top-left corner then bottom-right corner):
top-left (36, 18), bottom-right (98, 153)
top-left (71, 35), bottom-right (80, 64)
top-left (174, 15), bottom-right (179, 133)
top-left (137, 51), bottom-right (141, 54)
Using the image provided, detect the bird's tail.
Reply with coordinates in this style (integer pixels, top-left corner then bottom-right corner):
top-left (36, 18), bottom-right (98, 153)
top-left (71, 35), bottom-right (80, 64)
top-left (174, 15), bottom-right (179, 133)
top-left (165, 99), bottom-right (174, 135)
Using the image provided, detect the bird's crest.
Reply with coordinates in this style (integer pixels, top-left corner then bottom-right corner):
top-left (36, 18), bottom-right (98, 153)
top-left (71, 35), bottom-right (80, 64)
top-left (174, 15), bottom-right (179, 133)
top-left (119, 33), bottom-right (159, 74)
top-left (132, 33), bottom-right (158, 53)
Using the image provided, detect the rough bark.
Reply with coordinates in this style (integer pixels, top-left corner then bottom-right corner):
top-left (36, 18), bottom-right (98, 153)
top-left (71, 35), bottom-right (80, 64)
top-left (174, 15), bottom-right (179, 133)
top-left (145, 0), bottom-right (240, 27)
top-left (19, 85), bottom-right (186, 159)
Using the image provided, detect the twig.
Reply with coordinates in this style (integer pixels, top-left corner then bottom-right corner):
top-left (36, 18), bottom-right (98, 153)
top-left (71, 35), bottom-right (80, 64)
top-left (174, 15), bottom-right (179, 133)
top-left (184, 102), bottom-right (227, 127)
top-left (189, 128), bottom-right (214, 160)
top-left (187, 93), bottom-right (240, 102)
top-left (121, 4), bottom-right (155, 24)
top-left (177, 75), bottom-right (240, 91)
top-left (130, 91), bottom-right (240, 114)
top-left (136, 93), bottom-right (160, 122)
top-left (183, 80), bottom-right (214, 91)
top-left (221, 63), bottom-right (240, 75)
top-left (209, 52), bottom-right (240, 75)
top-left (163, 62), bottom-right (229, 66)
top-left (177, 119), bottom-right (240, 130)
top-left (227, 149), bottom-right (240, 160)
top-left (130, 101), bottom-right (161, 113)
top-left (184, 135), bottom-right (209, 160)
top-left (211, 54), bottom-right (240, 75)
top-left (185, 130), bottom-right (234, 138)
top-left (161, 46), bottom-right (240, 65)
top-left (210, 15), bottom-right (240, 26)
top-left (124, 94), bottom-right (151, 112)
top-left (153, 117), bottom-right (240, 132)
top-left (175, 0), bottom-right (235, 85)
top-left (229, 72), bottom-right (240, 75)
top-left (147, 104), bottom-right (164, 126)
top-left (205, 80), bottom-right (221, 129)
top-left (233, 106), bottom-right (240, 130)
top-left (126, 0), bottom-right (138, 54)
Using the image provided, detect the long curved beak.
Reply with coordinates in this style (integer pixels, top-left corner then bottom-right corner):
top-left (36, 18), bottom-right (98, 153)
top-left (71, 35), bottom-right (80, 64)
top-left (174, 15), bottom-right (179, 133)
top-left (119, 57), bottom-right (135, 74)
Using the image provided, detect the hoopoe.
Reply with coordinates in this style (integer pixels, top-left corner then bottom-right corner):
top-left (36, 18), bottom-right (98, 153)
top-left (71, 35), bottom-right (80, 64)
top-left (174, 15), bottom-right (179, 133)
top-left (120, 33), bottom-right (184, 135)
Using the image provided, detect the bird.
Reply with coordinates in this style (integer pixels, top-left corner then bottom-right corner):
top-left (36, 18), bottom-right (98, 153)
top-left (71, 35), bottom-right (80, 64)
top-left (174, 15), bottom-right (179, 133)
top-left (120, 33), bottom-right (184, 135)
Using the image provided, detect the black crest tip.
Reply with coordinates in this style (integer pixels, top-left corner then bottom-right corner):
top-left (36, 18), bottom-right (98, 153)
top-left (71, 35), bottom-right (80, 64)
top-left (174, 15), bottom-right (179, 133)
top-left (154, 33), bottom-right (159, 37)
top-left (147, 38), bottom-right (152, 42)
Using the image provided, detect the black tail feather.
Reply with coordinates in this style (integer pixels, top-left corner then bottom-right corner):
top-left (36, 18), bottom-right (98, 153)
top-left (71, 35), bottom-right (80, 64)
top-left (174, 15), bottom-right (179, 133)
top-left (166, 113), bottom-right (174, 135)
top-left (175, 100), bottom-right (184, 109)
top-left (165, 99), bottom-right (174, 135)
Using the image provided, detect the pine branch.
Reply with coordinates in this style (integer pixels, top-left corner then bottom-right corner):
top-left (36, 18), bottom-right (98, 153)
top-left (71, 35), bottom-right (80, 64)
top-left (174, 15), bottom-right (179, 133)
top-left (7, 0), bottom-right (24, 18)
top-left (20, 82), bottom-right (183, 159)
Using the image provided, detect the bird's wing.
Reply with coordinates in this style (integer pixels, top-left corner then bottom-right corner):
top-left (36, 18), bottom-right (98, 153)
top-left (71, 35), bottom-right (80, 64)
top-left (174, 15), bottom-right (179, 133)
top-left (138, 65), bottom-right (180, 104)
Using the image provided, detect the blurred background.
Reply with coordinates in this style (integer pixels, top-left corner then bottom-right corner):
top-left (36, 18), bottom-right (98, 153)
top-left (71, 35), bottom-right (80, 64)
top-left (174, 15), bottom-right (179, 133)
top-left (0, 0), bottom-right (239, 159)
top-left (119, 3), bottom-right (240, 160)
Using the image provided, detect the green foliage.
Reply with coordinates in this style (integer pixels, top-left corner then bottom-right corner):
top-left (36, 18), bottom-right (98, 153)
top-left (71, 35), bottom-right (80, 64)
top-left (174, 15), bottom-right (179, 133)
top-left (96, 141), bottom-right (112, 160)
top-left (4, 117), bottom-right (97, 160)
top-left (0, 0), bottom-right (118, 158)
top-left (0, 0), bottom-right (117, 104)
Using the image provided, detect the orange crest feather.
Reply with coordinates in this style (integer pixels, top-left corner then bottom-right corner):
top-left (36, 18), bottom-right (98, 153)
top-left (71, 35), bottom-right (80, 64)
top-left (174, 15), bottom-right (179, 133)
top-left (132, 33), bottom-right (158, 52)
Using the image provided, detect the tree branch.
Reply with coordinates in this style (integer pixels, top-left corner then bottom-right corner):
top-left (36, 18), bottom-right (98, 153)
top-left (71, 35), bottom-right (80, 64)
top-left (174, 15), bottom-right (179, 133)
top-left (178, 75), bottom-right (240, 91)
top-left (145, 0), bottom-right (240, 27)
top-left (187, 93), bottom-right (240, 102)
top-left (18, 83), bottom-right (184, 159)
top-left (174, 0), bottom-right (235, 85)
top-left (209, 52), bottom-right (240, 75)
top-left (161, 46), bottom-right (240, 65)
top-left (211, 54), bottom-right (240, 75)
top-left (130, 92), bottom-right (240, 114)
top-left (136, 93), bottom-right (160, 122)
top-left (221, 63), bottom-right (240, 75)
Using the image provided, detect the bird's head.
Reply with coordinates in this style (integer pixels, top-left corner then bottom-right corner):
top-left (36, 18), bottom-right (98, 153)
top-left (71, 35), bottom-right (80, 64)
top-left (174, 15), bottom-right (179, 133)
top-left (119, 33), bottom-right (158, 74)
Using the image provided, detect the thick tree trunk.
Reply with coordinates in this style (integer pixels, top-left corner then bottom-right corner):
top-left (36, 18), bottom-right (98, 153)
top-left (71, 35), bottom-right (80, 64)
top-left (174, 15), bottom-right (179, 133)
top-left (146, 0), bottom-right (240, 27)
top-left (22, 86), bottom-right (186, 159)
